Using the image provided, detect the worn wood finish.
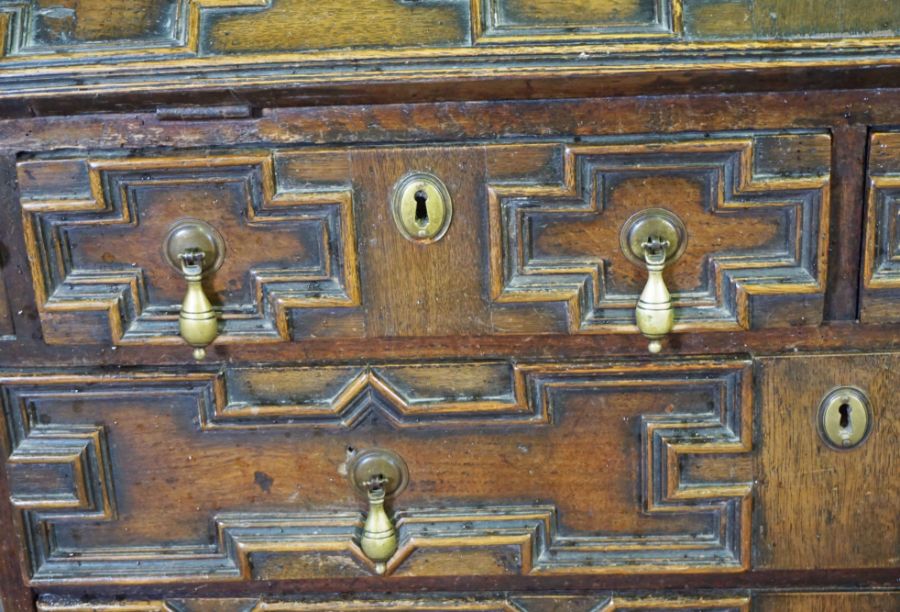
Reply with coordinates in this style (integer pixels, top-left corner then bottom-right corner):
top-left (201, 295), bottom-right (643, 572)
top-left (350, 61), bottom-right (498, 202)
top-left (754, 592), bottom-right (900, 611)
top-left (2, 1), bottom-right (900, 106)
top-left (29, 591), bottom-right (900, 611)
top-left (755, 353), bottom-right (900, 569)
top-left (862, 130), bottom-right (900, 323)
top-left (0, 434), bottom-right (33, 612)
top-left (0, 3), bottom-right (898, 609)
top-left (0, 86), bottom-right (889, 365)
top-left (0, 360), bottom-right (752, 585)
top-left (823, 125), bottom-right (868, 321)
top-left (10, 133), bottom-right (831, 352)
top-left (33, 593), bottom-right (755, 611)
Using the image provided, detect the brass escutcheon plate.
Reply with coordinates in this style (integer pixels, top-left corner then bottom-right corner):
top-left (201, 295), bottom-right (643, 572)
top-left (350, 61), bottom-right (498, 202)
top-left (163, 219), bottom-right (226, 275)
top-left (619, 208), bottom-right (687, 267)
top-left (391, 172), bottom-right (452, 242)
top-left (818, 386), bottom-right (873, 450)
top-left (346, 448), bottom-right (409, 499)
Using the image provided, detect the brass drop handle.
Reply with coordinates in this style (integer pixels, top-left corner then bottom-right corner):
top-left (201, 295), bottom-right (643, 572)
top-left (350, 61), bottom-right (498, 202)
top-left (164, 220), bottom-right (225, 361)
top-left (360, 475), bottom-right (398, 575)
top-left (620, 208), bottom-right (687, 355)
top-left (636, 237), bottom-right (674, 354)
top-left (346, 447), bottom-right (409, 575)
top-left (178, 249), bottom-right (218, 361)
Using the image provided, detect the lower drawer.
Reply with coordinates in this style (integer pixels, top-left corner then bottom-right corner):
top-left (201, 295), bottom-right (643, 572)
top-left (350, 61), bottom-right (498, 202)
top-left (33, 591), bottom-right (900, 611)
top-left (1, 354), bottom-right (897, 588)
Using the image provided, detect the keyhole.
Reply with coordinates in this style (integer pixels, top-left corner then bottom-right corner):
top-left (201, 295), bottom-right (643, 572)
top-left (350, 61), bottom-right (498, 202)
top-left (414, 190), bottom-right (429, 227)
top-left (839, 403), bottom-right (852, 432)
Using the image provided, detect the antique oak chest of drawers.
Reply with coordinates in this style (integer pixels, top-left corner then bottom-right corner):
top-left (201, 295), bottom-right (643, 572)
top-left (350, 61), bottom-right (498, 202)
top-left (0, 1), bottom-right (899, 611)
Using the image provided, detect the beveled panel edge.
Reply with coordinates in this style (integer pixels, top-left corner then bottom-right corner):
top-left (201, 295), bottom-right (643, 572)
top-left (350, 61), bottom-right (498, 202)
top-left (0, 359), bottom-right (752, 585)
top-left (35, 593), bottom-right (757, 611)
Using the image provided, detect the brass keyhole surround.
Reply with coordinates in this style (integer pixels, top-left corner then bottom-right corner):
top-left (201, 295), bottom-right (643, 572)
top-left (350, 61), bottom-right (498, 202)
top-left (392, 172), bottom-right (452, 242)
top-left (818, 386), bottom-right (873, 450)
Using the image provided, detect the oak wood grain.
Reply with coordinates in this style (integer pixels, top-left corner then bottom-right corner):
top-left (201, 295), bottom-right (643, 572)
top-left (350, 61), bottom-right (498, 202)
top-left (755, 353), bottom-right (900, 569)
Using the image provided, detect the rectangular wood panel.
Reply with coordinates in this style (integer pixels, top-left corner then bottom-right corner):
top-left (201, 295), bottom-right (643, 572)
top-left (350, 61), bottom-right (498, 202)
top-left (862, 131), bottom-right (900, 323)
top-left (755, 353), bottom-right (900, 569)
top-left (0, 359), bottom-right (752, 585)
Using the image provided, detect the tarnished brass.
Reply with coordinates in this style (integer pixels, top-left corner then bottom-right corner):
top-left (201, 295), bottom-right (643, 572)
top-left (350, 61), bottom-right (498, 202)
top-left (818, 387), bottom-right (873, 450)
top-left (346, 448), bottom-right (409, 574)
top-left (164, 220), bottom-right (223, 361)
top-left (361, 479), bottom-right (397, 575)
top-left (619, 208), bottom-right (687, 267)
top-left (391, 172), bottom-right (452, 242)
top-left (178, 250), bottom-right (219, 361)
top-left (163, 219), bottom-right (225, 274)
top-left (620, 209), bottom-right (686, 354)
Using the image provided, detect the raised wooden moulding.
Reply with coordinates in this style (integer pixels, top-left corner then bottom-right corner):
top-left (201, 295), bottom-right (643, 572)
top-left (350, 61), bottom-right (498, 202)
top-left (18, 149), bottom-right (360, 346)
top-left (35, 593), bottom-right (757, 611)
top-left (1, 1), bottom-right (900, 100)
top-left (0, 359), bottom-right (752, 584)
top-left (32, 592), bottom-right (900, 611)
top-left (16, 132), bottom-right (830, 348)
top-left (862, 131), bottom-right (900, 323)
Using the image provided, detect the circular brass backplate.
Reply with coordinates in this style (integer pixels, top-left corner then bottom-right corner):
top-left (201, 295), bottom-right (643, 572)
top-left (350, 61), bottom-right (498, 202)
top-left (391, 172), bottom-right (452, 242)
top-left (619, 208), bottom-right (687, 267)
top-left (163, 219), bottom-right (226, 275)
top-left (818, 387), bottom-right (873, 450)
top-left (347, 448), bottom-right (409, 499)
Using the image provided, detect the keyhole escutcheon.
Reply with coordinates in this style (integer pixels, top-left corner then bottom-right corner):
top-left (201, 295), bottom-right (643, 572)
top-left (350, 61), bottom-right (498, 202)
top-left (818, 387), bottom-right (873, 450)
top-left (392, 172), bottom-right (453, 243)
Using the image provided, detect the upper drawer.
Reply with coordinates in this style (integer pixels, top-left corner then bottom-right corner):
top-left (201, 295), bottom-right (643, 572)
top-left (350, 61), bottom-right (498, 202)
top-left (13, 131), bottom-right (831, 355)
top-left (1, 1), bottom-right (900, 100)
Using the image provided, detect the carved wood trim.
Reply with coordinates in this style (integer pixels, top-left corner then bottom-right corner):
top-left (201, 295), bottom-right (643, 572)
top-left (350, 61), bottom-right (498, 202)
top-left (471, 0), bottom-right (683, 44)
top-left (863, 177), bottom-right (900, 289)
top-left (0, 0), bottom-right (271, 60)
top-left (35, 595), bottom-right (753, 611)
top-left (19, 151), bottom-right (360, 345)
top-left (488, 137), bottom-right (829, 332)
top-left (1, 360), bottom-right (751, 584)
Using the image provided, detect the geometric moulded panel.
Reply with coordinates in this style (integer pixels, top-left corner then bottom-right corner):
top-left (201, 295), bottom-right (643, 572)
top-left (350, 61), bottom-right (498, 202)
top-left (18, 150), bottom-right (360, 345)
top-left (488, 134), bottom-right (831, 333)
top-left (1, 360), bottom-right (752, 585)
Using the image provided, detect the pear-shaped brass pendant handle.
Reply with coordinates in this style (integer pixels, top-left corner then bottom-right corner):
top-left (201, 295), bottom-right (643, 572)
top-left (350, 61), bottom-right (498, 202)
top-left (164, 220), bottom-right (224, 361)
top-left (178, 250), bottom-right (218, 361)
top-left (636, 238), bottom-right (674, 354)
top-left (620, 209), bottom-right (686, 354)
top-left (360, 476), bottom-right (398, 575)
top-left (346, 448), bottom-right (409, 575)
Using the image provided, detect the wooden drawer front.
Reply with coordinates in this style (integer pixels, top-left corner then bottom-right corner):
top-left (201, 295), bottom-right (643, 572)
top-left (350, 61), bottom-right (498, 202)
top-left (16, 131), bottom-right (830, 348)
top-left (1, 360), bottom-right (752, 585)
top-left (755, 352), bottom-right (900, 569)
top-left (863, 131), bottom-right (900, 322)
top-left (2, 2), bottom-right (900, 99)
top-left (32, 592), bottom-right (900, 611)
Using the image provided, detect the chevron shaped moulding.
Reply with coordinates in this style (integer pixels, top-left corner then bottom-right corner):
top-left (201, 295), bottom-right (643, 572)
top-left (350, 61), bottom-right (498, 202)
top-left (0, 360), bottom-right (752, 584)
